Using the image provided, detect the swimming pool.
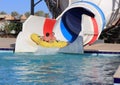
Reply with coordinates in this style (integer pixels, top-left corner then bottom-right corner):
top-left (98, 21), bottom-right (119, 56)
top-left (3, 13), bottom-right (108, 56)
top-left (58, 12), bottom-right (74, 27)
top-left (0, 52), bottom-right (120, 85)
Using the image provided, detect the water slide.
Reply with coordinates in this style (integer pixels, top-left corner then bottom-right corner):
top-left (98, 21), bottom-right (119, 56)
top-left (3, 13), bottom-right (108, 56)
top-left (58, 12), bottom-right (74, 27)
top-left (15, 0), bottom-right (119, 53)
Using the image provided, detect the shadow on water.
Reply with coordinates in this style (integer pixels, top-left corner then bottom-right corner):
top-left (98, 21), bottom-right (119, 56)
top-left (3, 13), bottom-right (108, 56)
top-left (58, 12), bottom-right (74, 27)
top-left (0, 52), bottom-right (120, 85)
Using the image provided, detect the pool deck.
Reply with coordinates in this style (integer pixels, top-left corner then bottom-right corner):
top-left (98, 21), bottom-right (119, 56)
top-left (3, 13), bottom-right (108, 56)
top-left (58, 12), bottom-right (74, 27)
top-left (84, 41), bottom-right (120, 54)
top-left (0, 38), bottom-right (16, 50)
top-left (0, 38), bottom-right (120, 54)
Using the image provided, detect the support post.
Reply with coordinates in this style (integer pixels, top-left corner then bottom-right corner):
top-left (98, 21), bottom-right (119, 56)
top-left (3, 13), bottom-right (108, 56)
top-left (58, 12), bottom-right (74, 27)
top-left (31, 0), bottom-right (34, 15)
top-left (31, 0), bottom-right (43, 15)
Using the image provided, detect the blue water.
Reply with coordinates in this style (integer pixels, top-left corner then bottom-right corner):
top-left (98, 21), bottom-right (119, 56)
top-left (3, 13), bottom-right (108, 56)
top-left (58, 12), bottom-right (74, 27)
top-left (0, 52), bottom-right (120, 85)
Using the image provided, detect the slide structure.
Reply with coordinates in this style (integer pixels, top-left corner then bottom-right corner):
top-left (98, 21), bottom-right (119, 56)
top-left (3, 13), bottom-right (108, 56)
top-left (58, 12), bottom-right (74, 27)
top-left (15, 0), bottom-right (119, 53)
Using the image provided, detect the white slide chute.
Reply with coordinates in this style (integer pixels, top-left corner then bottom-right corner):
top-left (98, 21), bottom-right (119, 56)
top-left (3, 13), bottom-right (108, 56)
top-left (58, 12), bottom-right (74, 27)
top-left (15, 0), bottom-right (120, 53)
top-left (15, 16), bottom-right (45, 52)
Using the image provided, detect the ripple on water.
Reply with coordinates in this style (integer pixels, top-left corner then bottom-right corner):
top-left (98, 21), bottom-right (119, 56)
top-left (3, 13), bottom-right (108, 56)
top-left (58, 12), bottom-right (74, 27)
top-left (0, 52), bottom-right (119, 84)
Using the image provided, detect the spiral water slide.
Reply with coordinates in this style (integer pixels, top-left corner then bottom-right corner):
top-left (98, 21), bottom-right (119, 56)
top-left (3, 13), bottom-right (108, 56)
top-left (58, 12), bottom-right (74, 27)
top-left (15, 0), bottom-right (119, 53)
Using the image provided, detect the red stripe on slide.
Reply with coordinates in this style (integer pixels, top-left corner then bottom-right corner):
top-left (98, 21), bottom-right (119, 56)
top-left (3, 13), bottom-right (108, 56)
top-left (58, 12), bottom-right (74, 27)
top-left (88, 18), bottom-right (99, 45)
top-left (43, 18), bottom-right (56, 36)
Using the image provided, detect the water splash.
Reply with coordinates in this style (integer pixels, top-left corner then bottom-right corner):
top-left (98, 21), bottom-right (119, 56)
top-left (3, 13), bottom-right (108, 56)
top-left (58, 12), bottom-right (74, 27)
top-left (34, 46), bottom-right (59, 55)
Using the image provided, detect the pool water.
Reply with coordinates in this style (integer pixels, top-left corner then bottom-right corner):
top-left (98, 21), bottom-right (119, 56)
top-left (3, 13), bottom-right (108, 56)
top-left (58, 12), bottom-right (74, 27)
top-left (0, 52), bottom-right (120, 85)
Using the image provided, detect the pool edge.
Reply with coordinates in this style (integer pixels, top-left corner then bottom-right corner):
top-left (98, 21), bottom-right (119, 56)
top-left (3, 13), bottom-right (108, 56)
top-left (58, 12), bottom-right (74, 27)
top-left (0, 47), bottom-right (119, 54)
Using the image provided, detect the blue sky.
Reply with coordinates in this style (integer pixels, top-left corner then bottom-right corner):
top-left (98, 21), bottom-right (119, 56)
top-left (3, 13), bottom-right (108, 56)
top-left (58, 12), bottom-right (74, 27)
top-left (0, 0), bottom-right (50, 15)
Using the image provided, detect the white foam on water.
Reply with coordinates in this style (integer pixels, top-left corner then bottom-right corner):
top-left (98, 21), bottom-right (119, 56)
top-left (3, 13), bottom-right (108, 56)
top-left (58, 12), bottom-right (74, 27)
top-left (34, 46), bottom-right (60, 55)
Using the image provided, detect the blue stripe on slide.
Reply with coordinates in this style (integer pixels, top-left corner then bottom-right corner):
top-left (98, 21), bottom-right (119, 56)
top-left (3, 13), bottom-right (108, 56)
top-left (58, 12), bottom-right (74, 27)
top-left (60, 21), bottom-right (72, 42)
top-left (72, 1), bottom-right (106, 29)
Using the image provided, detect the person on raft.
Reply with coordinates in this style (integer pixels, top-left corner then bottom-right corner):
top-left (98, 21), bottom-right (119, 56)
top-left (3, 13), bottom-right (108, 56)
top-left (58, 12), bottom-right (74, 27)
top-left (42, 32), bottom-right (56, 42)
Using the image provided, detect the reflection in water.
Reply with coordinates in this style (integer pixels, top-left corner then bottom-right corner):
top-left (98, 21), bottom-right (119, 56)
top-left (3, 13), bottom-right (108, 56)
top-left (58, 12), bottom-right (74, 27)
top-left (0, 53), bottom-right (120, 84)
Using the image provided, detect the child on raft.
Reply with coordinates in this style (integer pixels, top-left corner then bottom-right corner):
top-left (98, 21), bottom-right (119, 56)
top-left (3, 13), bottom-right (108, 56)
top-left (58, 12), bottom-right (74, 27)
top-left (42, 32), bottom-right (56, 42)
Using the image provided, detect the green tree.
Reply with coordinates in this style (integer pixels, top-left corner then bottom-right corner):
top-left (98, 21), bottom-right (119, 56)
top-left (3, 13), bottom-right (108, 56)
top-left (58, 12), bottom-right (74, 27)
top-left (4, 22), bottom-right (22, 36)
top-left (11, 11), bottom-right (19, 17)
top-left (4, 22), bottom-right (10, 35)
top-left (44, 13), bottom-right (50, 18)
top-left (35, 10), bottom-right (45, 16)
top-left (24, 12), bottom-right (31, 18)
top-left (0, 11), bottom-right (6, 15)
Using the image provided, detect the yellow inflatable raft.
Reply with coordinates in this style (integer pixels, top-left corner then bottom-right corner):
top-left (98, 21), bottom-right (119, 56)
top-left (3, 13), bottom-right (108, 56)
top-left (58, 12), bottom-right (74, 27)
top-left (31, 33), bottom-right (68, 48)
